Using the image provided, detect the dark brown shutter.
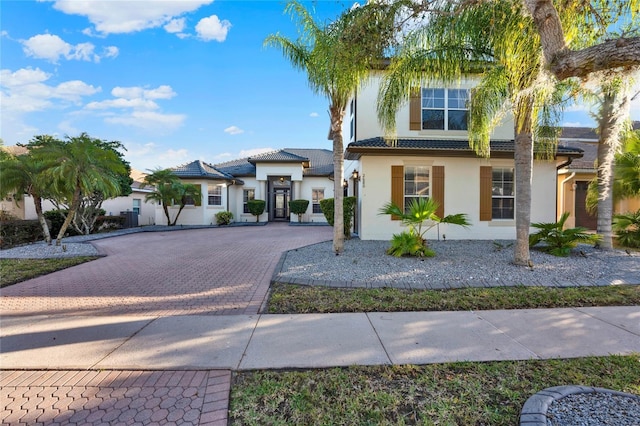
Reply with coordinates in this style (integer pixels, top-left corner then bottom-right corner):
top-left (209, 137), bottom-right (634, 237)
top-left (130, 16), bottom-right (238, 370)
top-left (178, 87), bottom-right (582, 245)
top-left (391, 165), bottom-right (404, 220)
top-left (409, 88), bottom-right (421, 130)
top-left (432, 166), bottom-right (445, 218)
top-left (479, 166), bottom-right (492, 221)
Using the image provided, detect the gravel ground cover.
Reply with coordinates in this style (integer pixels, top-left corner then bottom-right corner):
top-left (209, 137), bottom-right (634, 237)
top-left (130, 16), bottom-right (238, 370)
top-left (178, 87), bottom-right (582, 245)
top-left (277, 239), bottom-right (640, 289)
top-left (546, 391), bottom-right (640, 426)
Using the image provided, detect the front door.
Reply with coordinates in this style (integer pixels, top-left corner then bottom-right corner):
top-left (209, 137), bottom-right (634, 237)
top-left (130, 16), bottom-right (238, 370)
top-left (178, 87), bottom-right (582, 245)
top-left (273, 189), bottom-right (289, 220)
top-left (575, 181), bottom-right (597, 229)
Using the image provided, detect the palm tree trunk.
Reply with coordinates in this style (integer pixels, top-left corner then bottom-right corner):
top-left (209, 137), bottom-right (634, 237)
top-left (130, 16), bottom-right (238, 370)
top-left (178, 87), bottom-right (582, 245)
top-left (513, 113), bottom-right (534, 266)
top-left (33, 193), bottom-right (52, 245)
top-left (56, 186), bottom-right (82, 246)
top-left (163, 205), bottom-right (172, 226)
top-left (331, 105), bottom-right (345, 254)
top-left (596, 89), bottom-right (630, 249)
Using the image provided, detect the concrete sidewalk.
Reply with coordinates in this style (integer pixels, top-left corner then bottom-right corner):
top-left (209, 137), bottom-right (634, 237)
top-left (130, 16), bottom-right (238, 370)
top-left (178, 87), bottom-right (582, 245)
top-left (2, 306), bottom-right (639, 370)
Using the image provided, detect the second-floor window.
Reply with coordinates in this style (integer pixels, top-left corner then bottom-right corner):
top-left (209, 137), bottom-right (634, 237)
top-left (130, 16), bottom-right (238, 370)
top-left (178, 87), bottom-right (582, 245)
top-left (208, 185), bottom-right (222, 206)
top-left (422, 88), bottom-right (469, 131)
top-left (404, 166), bottom-right (429, 212)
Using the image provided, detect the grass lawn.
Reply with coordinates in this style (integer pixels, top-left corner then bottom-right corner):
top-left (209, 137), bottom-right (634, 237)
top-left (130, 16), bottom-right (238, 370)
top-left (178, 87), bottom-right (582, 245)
top-left (230, 355), bottom-right (640, 426)
top-left (0, 257), bottom-right (99, 288)
top-left (267, 283), bottom-right (640, 313)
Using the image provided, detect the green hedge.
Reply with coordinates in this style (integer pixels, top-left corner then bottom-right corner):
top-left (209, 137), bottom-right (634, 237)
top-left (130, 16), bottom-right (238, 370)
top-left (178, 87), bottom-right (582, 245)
top-left (0, 220), bottom-right (45, 249)
top-left (289, 199), bottom-right (309, 222)
top-left (247, 199), bottom-right (266, 222)
top-left (216, 210), bottom-right (234, 225)
top-left (319, 196), bottom-right (356, 238)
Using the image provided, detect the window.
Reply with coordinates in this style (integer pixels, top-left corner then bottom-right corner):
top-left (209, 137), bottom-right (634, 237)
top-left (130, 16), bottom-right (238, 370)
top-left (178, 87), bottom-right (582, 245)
top-left (492, 168), bottom-right (515, 219)
top-left (404, 166), bottom-right (429, 212)
top-left (132, 199), bottom-right (141, 215)
top-left (421, 88), bottom-right (469, 130)
top-left (208, 185), bottom-right (222, 206)
top-left (243, 189), bottom-right (255, 213)
top-left (312, 189), bottom-right (324, 213)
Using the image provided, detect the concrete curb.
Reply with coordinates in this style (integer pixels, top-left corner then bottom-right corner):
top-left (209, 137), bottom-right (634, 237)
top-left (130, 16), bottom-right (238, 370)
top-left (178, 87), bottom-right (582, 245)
top-left (519, 385), bottom-right (640, 425)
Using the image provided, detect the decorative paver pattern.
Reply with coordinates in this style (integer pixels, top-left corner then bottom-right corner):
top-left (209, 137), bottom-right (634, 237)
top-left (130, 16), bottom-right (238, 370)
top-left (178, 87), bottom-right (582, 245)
top-left (0, 224), bottom-right (331, 317)
top-left (0, 370), bottom-right (231, 425)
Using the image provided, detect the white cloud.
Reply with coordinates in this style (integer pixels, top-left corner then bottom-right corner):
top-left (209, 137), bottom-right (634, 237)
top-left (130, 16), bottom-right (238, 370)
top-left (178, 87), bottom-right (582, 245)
top-left (111, 85), bottom-right (176, 100)
top-left (1, 68), bottom-right (100, 113)
top-left (195, 15), bottom-right (231, 42)
top-left (224, 125), bottom-right (244, 135)
top-left (562, 121), bottom-right (589, 128)
top-left (309, 112), bottom-right (319, 117)
top-left (86, 98), bottom-right (160, 110)
top-left (50, 0), bottom-right (214, 34)
top-left (123, 141), bottom-right (190, 171)
top-left (103, 46), bottom-right (119, 58)
top-left (164, 18), bottom-right (186, 33)
top-left (21, 33), bottom-right (117, 63)
top-left (238, 148), bottom-right (274, 157)
top-left (106, 111), bottom-right (186, 131)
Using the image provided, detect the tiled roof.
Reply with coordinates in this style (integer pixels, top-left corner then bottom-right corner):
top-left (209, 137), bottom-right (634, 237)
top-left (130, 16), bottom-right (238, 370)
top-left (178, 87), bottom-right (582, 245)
top-left (558, 140), bottom-right (598, 170)
top-left (248, 150), bottom-right (309, 163)
top-left (172, 160), bottom-right (236, 180)
top-left (560, 121), bottom-right (639, 140)
top-left (346, 137), bottom-right (583, 159)
top-left (283, 148), bottom-right (334, 176)
top-left (214, 148), bottom-right (334, 177)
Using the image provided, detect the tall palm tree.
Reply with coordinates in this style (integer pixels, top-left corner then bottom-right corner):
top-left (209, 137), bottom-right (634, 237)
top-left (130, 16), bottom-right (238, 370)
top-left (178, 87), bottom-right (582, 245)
top-left (265, 1), bottom-right (382, 253)
top-left (30, 133), bottom-right (126, 245)
top-left (0, 150), bottom-right (52, 243)
top-left (377, 0), bottom-right (559, 266)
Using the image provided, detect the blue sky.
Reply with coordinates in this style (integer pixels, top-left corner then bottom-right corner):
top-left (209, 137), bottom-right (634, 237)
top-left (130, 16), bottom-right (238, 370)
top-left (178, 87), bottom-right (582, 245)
top-left (2, 1), bottom-right (638, 172)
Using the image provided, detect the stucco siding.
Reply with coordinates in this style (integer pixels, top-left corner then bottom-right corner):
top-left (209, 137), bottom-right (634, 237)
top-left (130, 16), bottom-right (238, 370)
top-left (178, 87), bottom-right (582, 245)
top-left (352, 74), bottom-right (515, 141)
top-left (357, 155), bottom-right (559, 241)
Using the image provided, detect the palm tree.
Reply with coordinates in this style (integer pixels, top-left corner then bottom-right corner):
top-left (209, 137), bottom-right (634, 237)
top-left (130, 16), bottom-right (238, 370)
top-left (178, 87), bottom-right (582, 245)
top-left (0, 150), bottom-right (52, 244)
top-left (379, 197), bottom-right (470, 256)
top-left (594, 80), bottom-right (632, 249)
top-left (615, 130), bottom-right (640, 198)
top-left (377, 0), bottom-right (560, 266)
top-left (265, 1), bottom-right (381, 254)
top-left (142, 168), bottom-right (202, 226)
top-left (29, 133), bottom-right (127, 245)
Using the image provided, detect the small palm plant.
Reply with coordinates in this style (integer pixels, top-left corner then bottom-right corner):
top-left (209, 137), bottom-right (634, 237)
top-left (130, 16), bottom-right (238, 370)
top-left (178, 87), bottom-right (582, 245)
top-left (379, 198), bottom-right (470, 257)
top-left (529, 212), bottom-right (602, 256)
top-left (613, 209), bottom-right (640, 248)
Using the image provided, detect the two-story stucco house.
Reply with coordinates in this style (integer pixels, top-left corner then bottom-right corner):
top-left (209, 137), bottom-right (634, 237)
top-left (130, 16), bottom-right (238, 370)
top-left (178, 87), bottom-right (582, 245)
top-left (157, 148), bottom-right (336, 225)
top-left (343, 74), bottom-right (584, 240)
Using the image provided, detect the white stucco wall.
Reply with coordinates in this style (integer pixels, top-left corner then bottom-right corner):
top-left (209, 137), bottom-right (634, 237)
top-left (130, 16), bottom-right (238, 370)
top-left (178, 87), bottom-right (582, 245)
top-left (357, 155), bottom-right (558, 241)
top-left (348, 74), bottom-right (515, 142)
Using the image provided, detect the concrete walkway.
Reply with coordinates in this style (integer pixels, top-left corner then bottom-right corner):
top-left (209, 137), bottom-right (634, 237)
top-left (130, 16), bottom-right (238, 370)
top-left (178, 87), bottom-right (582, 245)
top-left (1, 225), bottom-right (639, 425)
top-left (2, 307), bottom-right (639, 371)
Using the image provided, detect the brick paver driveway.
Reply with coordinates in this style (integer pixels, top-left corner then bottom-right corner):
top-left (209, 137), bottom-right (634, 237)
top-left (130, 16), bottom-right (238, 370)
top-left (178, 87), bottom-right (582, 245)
top-left (0, 223), bottom-right (331, 317)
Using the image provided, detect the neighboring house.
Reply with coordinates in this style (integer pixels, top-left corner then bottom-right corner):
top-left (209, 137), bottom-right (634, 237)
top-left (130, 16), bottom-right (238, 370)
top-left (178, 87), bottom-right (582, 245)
top-left (343, 74), bottom-right (584, 240)
top-left (160, 148), bottom-right (335, 225)
top-left (0, 159), bottom-right (156, 227)
top-left (557, 123), bottom-right (640, 229)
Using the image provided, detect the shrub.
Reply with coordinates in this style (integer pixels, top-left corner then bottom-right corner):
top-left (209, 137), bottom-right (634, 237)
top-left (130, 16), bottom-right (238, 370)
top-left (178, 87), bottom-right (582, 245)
top-left (386, 231), bottom-right (436, 257)
top-left (613, 209), bottom-right (640, 248)
top-left (0, 220), bottom-right (44, 249)
top-left (247, 199), bottom-right (266, 222)
top-left (43, 210), bottom-right (81, 237)
top-left (529, 212), bottom-right (602, 256)
top-left (289, 199), bottom-right (309, 222)
top-left (379, 198), bottom-right (470, 257)
top-left (319, 196), bottom-right (356, 237)
top-left (215, 210), bottom-right (233, 225)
